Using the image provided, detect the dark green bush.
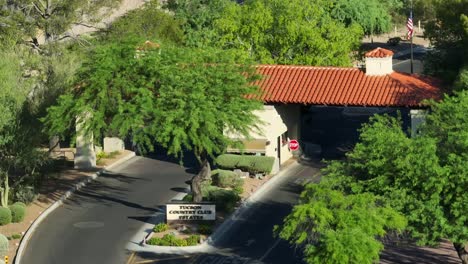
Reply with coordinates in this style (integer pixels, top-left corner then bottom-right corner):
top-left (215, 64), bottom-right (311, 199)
top-left (9, 203), bottom-right (26, 223)
top-left (182, 194), bottom-right (193, 202)
top-left (215, 154), bottom-right (274, 174)
top-left (0, 207), bottom-right (12, 225)
top-left (203, 186), bottom-right (240, 213)
top-left (11, 234), bottom-right (21, 239)
top-left (186, 235), bottom-right (200, 246)
top-left (153, 223), bottom-right (168, 233)
top-left (13, 185), bottom-right (37, 205)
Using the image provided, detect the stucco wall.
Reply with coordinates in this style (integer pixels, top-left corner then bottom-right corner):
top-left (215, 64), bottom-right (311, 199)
top-left (365, 57), bottom-right (393, 76)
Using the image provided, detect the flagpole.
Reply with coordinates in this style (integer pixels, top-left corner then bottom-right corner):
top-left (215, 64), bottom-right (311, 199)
top-left (410, 0), bottom-right (414, 74)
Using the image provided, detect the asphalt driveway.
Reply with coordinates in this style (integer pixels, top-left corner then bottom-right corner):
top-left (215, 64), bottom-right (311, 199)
top-left (20, 156), bottom-right (194, 264)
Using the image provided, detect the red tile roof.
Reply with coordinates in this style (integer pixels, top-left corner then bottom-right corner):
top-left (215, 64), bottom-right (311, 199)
top-left (365, 47), bottom-right (394, 58)
top-left (253, 65), bottom-right (442, 107)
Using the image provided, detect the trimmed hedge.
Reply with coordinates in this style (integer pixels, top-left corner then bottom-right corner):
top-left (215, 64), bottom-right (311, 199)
top-left (212, 169), bottom-right (244, 194)
top-left (0, 207), bottom-right (11, 226)
top-left (9, 203), bottom-right (26, 223)
top-left (216, 154), bottom-right (275, 174)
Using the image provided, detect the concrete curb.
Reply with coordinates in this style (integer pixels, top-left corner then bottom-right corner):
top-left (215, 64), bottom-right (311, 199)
top-left (129, 161), bottom-right (301, 255)
top-left (14, 151), bottom-right (136, 264)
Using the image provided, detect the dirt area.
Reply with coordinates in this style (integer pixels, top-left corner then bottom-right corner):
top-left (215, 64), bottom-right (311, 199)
top-left (0, 149), bottom-right (133, 261)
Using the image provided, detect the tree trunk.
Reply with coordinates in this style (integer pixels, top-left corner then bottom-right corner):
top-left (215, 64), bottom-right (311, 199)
top-left (191, 159), bottom-right (211, 203)
top-left (454, 242), bottom-right (468, 264)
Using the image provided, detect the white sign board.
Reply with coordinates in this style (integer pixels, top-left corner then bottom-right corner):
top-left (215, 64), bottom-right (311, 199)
top-left (166, 204), bottom-right (216, 221)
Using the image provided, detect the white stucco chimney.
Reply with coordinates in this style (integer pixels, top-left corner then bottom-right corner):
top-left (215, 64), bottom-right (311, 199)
top-left (365, 47), bottom-right (394, 76)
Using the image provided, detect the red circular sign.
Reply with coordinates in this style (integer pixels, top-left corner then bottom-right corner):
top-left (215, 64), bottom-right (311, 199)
top-left (289, 139), bottom-right (299, 151)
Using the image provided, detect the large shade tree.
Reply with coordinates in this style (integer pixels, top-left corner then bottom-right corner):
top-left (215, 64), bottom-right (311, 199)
top-left (278, 97), bottom-right (468, 264)
top-left (424, 0), bottom-right (468, 87)
top-left (0, 50), bottom-right (49, 207)
top-left (166, 0), bottom-right (363, 66)
top-left (329, 0), bottom-right (392, 36)
top-left (43, 39), bottom-right (263, 202)
top-left (213, 0), bottom-right (363, 66)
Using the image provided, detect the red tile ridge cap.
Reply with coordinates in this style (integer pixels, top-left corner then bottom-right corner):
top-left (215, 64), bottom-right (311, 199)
top-left (257, 64), bottom-right (358, 70)
top-left (365, 47), bottom-right (394, 58)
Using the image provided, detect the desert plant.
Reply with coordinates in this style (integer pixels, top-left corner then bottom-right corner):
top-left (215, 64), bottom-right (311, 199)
top-left (13, 185), bottom-right (37, 205)
top-left (10, 234), bottom-right (21, 240)
top-left (153, 223), bottom-right (169, 233)
top-left (186, 235), bottom-right (200, 246)
top-left (13, 202), bottom-right (26, 208)
top-left (0, 234), bottom-right (8, 257)
top-left (203, 186), bottom-right (240, 213)
top-left (9, 203), bottom-right (26, 223)
top-left (0, 208), bottom-right (12, 225)
top-left (212, 169), bottom-right (243, 188)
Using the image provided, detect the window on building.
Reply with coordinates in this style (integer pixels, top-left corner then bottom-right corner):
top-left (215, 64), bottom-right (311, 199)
top-left (281, 131), bottom-right (288, 146)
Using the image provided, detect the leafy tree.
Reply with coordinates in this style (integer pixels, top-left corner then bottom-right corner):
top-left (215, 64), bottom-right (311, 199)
top-left (0, 0), bottom-right (36, 48)
top-left (277, 183), bottom-right (406, 264)
top-left (329, 0), bottom-right (392, 36)
top-left (424, 0), bottom-right (468, 85)
top-left (423, 91), bottom-right (468, 262)
top-left (103, 1), bottom-right (184, 45)
top-left (43, 39), bottom-right (263, 202)
top-left (4, 0), bottom-right (123, 45)
top-left (290, 108), bottom-right (466, 263)
top-left (213, 0), bottom-right (363, 66)
top-left (164, 0), bottom-right (234, 47)
top-left (0, 50), bottom-right (49, 207)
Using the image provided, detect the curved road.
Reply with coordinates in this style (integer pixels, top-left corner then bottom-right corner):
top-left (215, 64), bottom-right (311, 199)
top-left (20, 156), bottom-right (194, 264)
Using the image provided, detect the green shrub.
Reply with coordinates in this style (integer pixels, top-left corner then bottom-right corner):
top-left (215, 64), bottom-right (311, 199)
top-left (182, 194), bottom-right (192, 202)
top-left (215, 154), bottom-right (240, 169)
top-left (212, 169), bottom-right (242, 188)
top-left (186, 235), bottom-right (200, 246)
top-left (198, 224), bottom-right (213, 235)
top-left (13, 185), bottom-right (37, 205)
top-left (153, 223), bottom-right (168, 233)
top-left (11, 234), bottom-right (21, 239)
top-left (13, 202), bottom-right (26, 208)
top-left (0, 234), bottom-right (7, 257)
top-left (0, 207), bottom-right (12, 225)
top-left (147, 234), bottom-right (188, 246)
top-left (9, 203), bottom-right (26, 223)
top-left (215, 154), bottom-right (274, 174)
top-left (203, 186), bottom-right (240, 213)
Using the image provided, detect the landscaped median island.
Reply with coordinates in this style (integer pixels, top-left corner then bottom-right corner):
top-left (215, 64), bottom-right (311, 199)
top-left (143, 154), bottom-right (278, 247)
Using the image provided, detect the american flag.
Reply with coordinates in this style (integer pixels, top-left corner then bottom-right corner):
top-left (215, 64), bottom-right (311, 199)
top-left (407, 11), bottom-right (414, 40)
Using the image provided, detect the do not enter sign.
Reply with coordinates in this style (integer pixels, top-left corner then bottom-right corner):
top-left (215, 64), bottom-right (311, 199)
top-left (289, 139), bottom-right (299, 151)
